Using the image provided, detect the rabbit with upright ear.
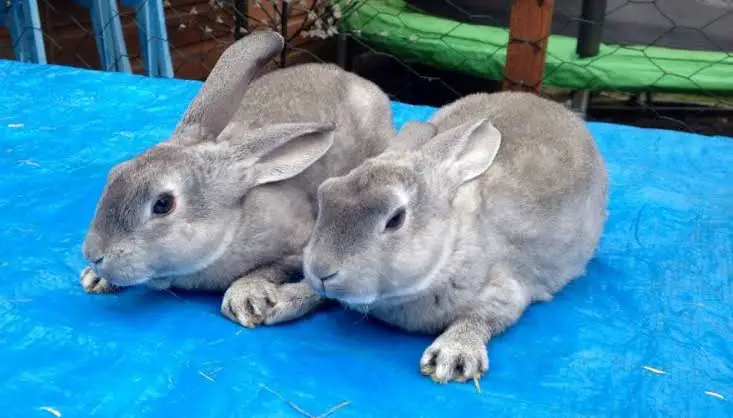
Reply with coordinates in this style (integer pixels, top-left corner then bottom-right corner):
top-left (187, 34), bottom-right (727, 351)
top-left (80, 30), bottom-right (395, 328)
top-left (302, 91), bottom-right (608, 384)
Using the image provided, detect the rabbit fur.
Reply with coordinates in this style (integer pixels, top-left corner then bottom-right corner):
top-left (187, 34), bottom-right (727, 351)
top-left (80, 30), bottom-right (395, 328)
top-left (301, 91), bottom-right (609, 383)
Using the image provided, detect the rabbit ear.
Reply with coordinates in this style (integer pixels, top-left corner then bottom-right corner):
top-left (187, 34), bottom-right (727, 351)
top-left (421, 118), bottom-right (502, 187)
top-left (393, 121), bottom-right (437, 150)
top-left (222, 122), bottom-right (336, 188)
top-left (169, 30), bottom-right (284, 146)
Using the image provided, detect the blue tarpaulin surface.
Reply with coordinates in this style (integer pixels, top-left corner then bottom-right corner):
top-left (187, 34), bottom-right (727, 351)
top-left (0, 59), bottom-right (731, 418)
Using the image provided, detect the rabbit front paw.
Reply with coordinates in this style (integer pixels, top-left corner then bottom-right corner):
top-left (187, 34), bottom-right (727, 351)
top-left (80, 266), bottom-right (119, 293)
top-left (419, 335), bottom-right (489, 384)
top-left (221, 279), bottom-right (323, 329)
top-left (221, 278), bottom-right (278, 328)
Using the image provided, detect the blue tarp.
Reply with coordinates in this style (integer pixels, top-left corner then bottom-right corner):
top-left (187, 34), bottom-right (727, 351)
top-left (0, 59), bottom-right (731, 417)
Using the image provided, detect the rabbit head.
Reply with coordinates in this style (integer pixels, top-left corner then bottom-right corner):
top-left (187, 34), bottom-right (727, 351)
top-left (82, 31), bottom-right (335, 287)
top-left (303, 118), bottom-right (501, 306)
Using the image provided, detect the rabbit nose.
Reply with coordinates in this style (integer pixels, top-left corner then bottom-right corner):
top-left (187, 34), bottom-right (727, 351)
top-left (318, 271), bottom-right (339, 282)
top-left (308, 262), bottom-right (340, 282)
top-left (90, 256), bottom-right (105, 274)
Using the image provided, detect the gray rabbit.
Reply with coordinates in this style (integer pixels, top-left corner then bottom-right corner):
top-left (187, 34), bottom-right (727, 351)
top-left (300, 92), bottom-right (609, 384)
top-left (80, 30), bottom-right (395, 328)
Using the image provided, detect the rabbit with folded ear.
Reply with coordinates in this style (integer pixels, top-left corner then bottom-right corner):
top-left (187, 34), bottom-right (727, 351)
top-left (80, 30), bottom-right (395, 328)
top-left (303, 91), bottom-right (608, 384)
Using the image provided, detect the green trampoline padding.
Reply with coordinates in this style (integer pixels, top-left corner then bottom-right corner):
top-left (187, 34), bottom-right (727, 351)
top-left (342, 0), bottom-right (733, 92)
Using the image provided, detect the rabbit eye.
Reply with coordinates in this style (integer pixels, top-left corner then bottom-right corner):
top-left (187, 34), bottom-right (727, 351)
top-left (385, 208), bottom-right (406, 231)
top-left (152, 193), bottom-right (175, 216)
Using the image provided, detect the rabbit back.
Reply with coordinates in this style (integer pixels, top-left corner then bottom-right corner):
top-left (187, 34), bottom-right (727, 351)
top-left (233, 63), bottom-right (394, 195)
top-left (431, 92), bottom-right (601, 202)
top-left (433, 92), bottom-right (608, 297)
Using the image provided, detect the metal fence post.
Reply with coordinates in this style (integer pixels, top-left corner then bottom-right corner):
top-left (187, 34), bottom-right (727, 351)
top-left (572, 0), bottom-right (607, 116)
top-left (233, 0), bottom-right (247, 40)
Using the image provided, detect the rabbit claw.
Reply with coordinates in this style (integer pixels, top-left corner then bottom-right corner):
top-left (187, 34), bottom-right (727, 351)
top-left (80, 266), bottom-right (119, 293)
top-left (419, 336), bottom-right (489, 385)
top-left (221, 278), bottom-right (280, 328)
top-left (221, 278), bottom-right (323, 328)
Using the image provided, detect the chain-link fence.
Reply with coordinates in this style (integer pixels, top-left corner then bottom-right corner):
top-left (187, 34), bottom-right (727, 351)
top-left (2, 0), bottom-right (732, 135)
